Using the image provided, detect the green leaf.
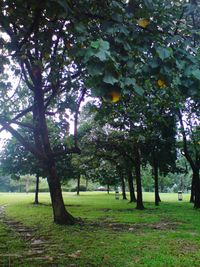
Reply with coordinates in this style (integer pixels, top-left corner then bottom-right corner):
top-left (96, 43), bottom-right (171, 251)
top-left (83, 49), bottom-right (95, 63)
top-left (156, 47), bottom-right (173, 61)
top-left (103, 72), bottom-right (118, 85)
top-left (75, 23), bottom-right (86, 33)
top-left (133, 84), bottom-right (144, 96)
top-left (88, 63), bottom-right (104, 76)
top-left (95, 40), bottom-right (110, 61)
top-left (91, 40), bottom-right (100, 49)
top-left (191, 69), bottom-right (200, 80)
top-left (123, 78), bottom-right (136, 86)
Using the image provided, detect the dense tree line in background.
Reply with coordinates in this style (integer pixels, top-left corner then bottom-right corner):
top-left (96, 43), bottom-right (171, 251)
top-left (0, 0), bottom-right (199, 224)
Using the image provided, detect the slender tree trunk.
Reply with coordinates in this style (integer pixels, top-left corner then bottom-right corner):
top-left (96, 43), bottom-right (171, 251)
top-left (152, 152), bottom-right (161, 206)
top-left (117, 166), bottom-right (127, 200)
top-left (190, 174), bottom-right (195, 203)
top-left (193, 169), bottom-right (200, 209)
top-left (128, 170), bottom-right (136, 202)
top-left (107, 184), bottom-right (110, 194)
top-left (134, 146), bottom-right (144, 210)
top-left (121, 173), bottom-right (127, 200)
top-left (34, 173), bottom-right (39, 204)
top-left (178, 109), bottom-right (200, 209)
top-left (77, 174), bottom-right (80, 195)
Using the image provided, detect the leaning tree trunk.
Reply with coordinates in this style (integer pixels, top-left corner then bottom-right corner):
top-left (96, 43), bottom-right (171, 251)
top-left (134, 146), bottom-right (144, 210)
top-left (178, 109), bottom-right (200, 210)
top-left (127, 170), bottom-right (136, 202)
top-left (190, 174), bottom-right (195, 203)
top-left (47, 161), bottom-right (76, 224)
top-left (77, 174), bottom-right (80, 195)
top-left (34, 83), bottom-right (76, 225)
top-left (34, 173), bottom-right (39, 205)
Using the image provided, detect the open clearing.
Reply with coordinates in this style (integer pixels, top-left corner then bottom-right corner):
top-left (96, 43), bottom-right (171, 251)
top-left (0, 192), bottom-right (200, 267)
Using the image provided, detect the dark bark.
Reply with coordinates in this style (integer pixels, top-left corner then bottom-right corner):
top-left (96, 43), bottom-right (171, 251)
top-left (77, 174), bottom-right (80, 195)
top-left (134, 146), bottom-right (144, 210)
top-left (127, 170), bottom-right (136, 202)
top-left (33, 82), bottom-right (76, 224)
top-left (178, 109), bottom-right (200, 209)
top-left (34, 173), bottom-right (39, 204)
top-left (107, 184), bottom-right (110, 194)
top-left (193, 169), bottom-right (200, 208)
top-left (117, 166), bottom-right (127, 200)
top-left (152, 151), bottom-right (161, 206)
top-left (121, 173), bottom-right (127, 200)
top-left (47, 162), bottom-right (76, 224)
top-left (190, 175), bottom-right (195, 203)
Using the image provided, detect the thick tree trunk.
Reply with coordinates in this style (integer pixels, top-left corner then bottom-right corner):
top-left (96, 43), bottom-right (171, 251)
top-left (34, 84), bottom-right (76, 225)
top-left (193, 169), bottom-right (200, 209)
top-left (77, 174), bottom-right (80, 195)
top-left (134, 146), bottom-right (144, 210)
top-left (190, 174), bottom-right (195, 203)
top-left (128, 170), bottom-right (136, 202)
top-left (34, 173), bottom-right (39, 204)
top-left (47, 162), bottom-right (76, 224)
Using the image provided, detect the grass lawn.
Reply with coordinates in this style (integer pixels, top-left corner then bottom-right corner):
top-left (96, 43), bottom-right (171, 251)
top-left (0, 192), bottom-right (200, 266)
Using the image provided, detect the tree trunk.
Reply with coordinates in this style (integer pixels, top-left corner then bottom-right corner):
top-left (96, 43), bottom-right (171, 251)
top-left (34, 173), bottom-right (39, 204)
top-left (34, 84), bottom-right (76, 225)
top-left (121, 173), bottom-right (127, 200)
top-left (190, 174), bottom-right (195, 203)
top-left (193, 169), bottom-right (200, 209)
top-left (177, 109), bottom-right (200, 209)
top-left (152, 152), bottom-right (161, 206)
top-left (128, 170), bottom-right (136, 202)
top-left (134, 146), bottom-right (144, 210)
top-left (107, 184), bottom-right (110, 194)
top-left (77, 174), bottom-right (80, 195)
top-left (47, 162), bottom-right (76, 224)
top-left (117, 166), bottom-right (127, 200)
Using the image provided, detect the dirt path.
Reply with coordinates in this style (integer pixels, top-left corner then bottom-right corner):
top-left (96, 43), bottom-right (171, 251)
top-left (0, 205), bottom-right (74, 267)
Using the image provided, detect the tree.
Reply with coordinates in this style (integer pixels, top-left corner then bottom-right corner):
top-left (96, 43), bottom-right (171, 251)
top-left (0, 1), bottom-right (87, 224)
top-left (1, 0), bottom-right (200, 224)
top-left (177, 101), bottom-right (200, 208)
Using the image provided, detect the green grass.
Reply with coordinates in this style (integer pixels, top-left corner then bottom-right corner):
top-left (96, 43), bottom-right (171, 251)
top-left (0, 192), bottom-right (200, 266)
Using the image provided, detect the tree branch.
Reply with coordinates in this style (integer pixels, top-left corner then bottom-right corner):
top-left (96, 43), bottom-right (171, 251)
top-left (0, 120), bottom-right (45, 160)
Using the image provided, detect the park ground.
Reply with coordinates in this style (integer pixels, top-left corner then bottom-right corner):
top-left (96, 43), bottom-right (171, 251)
top-left (0, 192), bottom-right (200, 267)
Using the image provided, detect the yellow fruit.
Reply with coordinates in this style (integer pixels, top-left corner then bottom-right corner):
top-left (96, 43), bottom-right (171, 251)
top-left (103, 90), bottom-right (121, 103)
top-left (157, 79), bottom-right (166, 88)
top-left (110, 91), bottom-right (121, 103)
top-left (137, 18), bottom-right (150, 29)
